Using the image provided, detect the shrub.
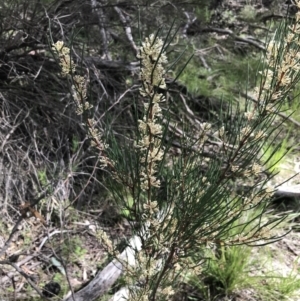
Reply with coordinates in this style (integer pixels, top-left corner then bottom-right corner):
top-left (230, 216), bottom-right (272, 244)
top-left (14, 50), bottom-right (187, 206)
top-left (51, 4), bottom-right (300, 298)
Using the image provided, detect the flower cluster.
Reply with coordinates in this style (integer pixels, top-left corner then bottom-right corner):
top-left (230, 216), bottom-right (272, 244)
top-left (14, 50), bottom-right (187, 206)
top-left (251, 0), bottom-right (300, 109)
top-left (136, 34), bottom-right (167, 191)
top-left (124, 34), bottom-right (183, 300)
top-left (52, 41), bottom-right (110, 167)
top-left (52, 41), bottom-right (75, 76)
top-left (52, 41), bottom-right (92, 114)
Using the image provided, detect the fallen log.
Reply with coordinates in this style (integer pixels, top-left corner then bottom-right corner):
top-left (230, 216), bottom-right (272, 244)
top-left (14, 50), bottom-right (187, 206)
top-left (63, 231), bottom-right (144, 301)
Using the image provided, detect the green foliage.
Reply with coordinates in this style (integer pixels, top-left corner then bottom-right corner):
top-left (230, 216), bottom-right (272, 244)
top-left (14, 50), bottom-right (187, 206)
top-left (100, 30), bottom-right (288, 299)
top-left (61, 237), bottom-right (87, 262)
top-left (283, 85), bottom-right (300, 122)
top-left (222, 9), bottom-right (237, 25)
top-left (262, 131), bottom-right (297, 173)
top-left (195, 4), bottom-right (212, 23)
top-left (203, 245), bottom-right (251, 296)
top-left (71, 135), bottom-right (80, 153)
top-left (185, 206), bottom-right (262, 298)
top-left (183, 209), bottom-right (300, 300)
top-left (193, 243), bottom-right (300, 301)
top-left (53, 272), bottom-right (63, 283)
top-left (253, 250), bottom-right (300, 301)
top-left (176, 49), bottom-right (259, 101)
top-left (177, 63), bottom-right (211, 96)
top-left (239, 5), bottom-right (257, 22)
top-left (271, 270), bottom-right (300, 300)
top-left (260, 83), bottom-right (300, 175)
top-left (270, 272), bottom-right (300, 300)
top-left (120, 193), bottom-right (135, 218)
top-left (38, 169), bottom-right (48, 186)
top-left (52, 13), bottom-right (299, 300)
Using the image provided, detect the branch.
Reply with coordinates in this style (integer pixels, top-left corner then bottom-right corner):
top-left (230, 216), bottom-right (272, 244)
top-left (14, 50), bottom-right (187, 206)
top-left (200, 27), bottom-right (266, 51)
top-left (182, 11), bottom-right (197, 38)
top-left (114, 6), bottom-right (138, 56)
top-left (90, 0), bottom-right (111, 60)
top-left (83, 56), bottom-right (139, 73)
top-left (0, 260), bottom-right (51, 300)
top-left (239, 91), bottom-right (300, 127)
top-left (0, 189), bottom-right (50, 257)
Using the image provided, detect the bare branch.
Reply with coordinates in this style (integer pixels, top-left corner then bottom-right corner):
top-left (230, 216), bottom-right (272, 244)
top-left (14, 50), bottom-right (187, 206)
top-left (114, 6), bottom-right (138, 57)
top-left (90, 0), bottom-right (111, 60)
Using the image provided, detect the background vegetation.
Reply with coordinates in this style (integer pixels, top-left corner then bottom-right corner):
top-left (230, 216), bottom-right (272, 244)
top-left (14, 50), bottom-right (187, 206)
top-left (1, 0), bottom-right (300, 300)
